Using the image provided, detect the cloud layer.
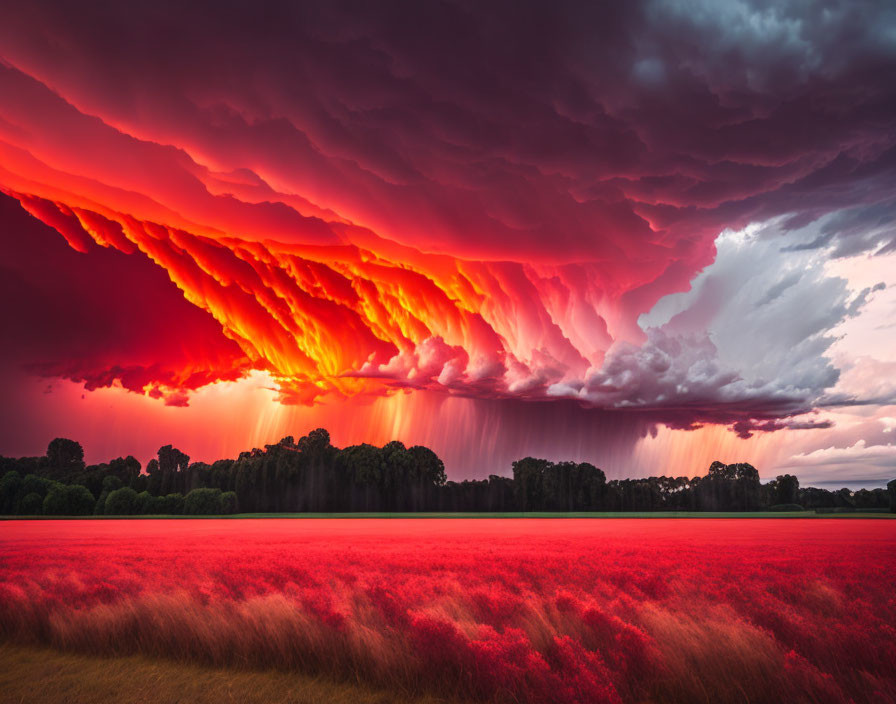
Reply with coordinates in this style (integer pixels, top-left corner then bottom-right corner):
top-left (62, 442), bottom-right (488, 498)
top-left (0, 0), bottom-right (894, 433)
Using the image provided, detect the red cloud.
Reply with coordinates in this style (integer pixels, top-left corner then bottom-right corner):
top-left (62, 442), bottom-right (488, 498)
top-left (0, 0), bottom-right (893, 427)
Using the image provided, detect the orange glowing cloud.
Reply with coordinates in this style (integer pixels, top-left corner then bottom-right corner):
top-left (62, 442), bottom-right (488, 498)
top-left (0, 64), bottom-right (631, 407)
top-left (0, 0), bottom-right (893, 438)
top-left (5, 188), bottom-right (587, 405)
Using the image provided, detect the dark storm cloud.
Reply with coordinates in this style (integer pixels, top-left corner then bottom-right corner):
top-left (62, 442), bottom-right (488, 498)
top-left (1, 0), bottom-right (893, 262)
top-left (0, 193), bottom-right (251, 402)
top-left (0, 0), bottom-right (893, 429)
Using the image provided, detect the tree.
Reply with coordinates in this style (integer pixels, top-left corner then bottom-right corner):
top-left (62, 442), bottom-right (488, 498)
top-left (381, 441), bottom-right (414, 510)
top-left (537, 461), bottom-right (608, 511)
top-left (298, 428), bottom-right (331, 456)
top-left (184, 488), bottom-right (223, 515)
top-left (19, 492), bottom-right (43, 515)
top-left (94, 475), bottom-right (123, 515)
top-left (45, 438), bottom-right (85, 479)
top-left (732, 463), bottom-right (762, 511)
top-left (853, 488), bottom-right (888, 509)
top-left (158, 493), bottom-right (185, 515)
top-left (157, 445), bottom-right (190, 495)
top-left (108, 456), bottom-right (141, 488)
top-left (43, 483), bottom-right (95, 515)
top-left (771, 474), bottom-right (800, 506)
top-left (403, 445), bottom-right (446, 511)
top-left (512, 457), bottom-right (551, 512)
top-left (131, 472), bottom-right (149, 493)
top-left (146, 459), bottom-right (161, 495)
top-left (0, 471), bottom-right (22, 514)
top-left (234, 454), bottom-right (259, 512)
top-left (697, 461), bottom-right (760, 511)
top-left (409, 446), bottom-right (447, 485)
top-left (94, 492), bottom-right (108, 515)
top-left (103, 476), bottom-right (124, 492)
top-left (3, 430), bottom-right (843, 515)
top-left (888, 479), bottom-right (896, 513)
top-left (542, 462), bottom-right (575, 511)
top-left (707, 460), bottom-right (735, 480)
top-left (220, 491), bottom-right (238, 514)
top-left (297, 429), bottom-right (336, 512)
top-left (104, 487), bottom-right (141, 515)
top-left (23, 473), bottom-right (52, 498)
top-left (142, 494), bottom-right (168, 514)
top-left (577, 463), bottom-right (607, 510)
top-left (337, 443), bottom-right (385, 511)
top-left (486, 475), bottom-right (516, 511)
top-left (67, 485), bottom-right (95, 514)
top-left (136, 491), bottom-right (153, 514)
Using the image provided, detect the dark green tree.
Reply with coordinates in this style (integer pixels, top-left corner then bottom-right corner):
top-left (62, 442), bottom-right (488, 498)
top-left (19, 492), bottom-right (43, 515)
top-left (108, 456), bottom-right (141, 488)
top-left (157, 446), bottom-right (190, 495)
top-left (770, 474), bottom-right (800, 506)
top-left (697, 461), bottom-right (760, 511)
top-left (220, 491), bottom-right (238, 514)
top-left (337, 443), bottom-right (385, 511)
top-left (184, 488), bottom-right (223, 515)
top-left (43, 483), bottom-right (94, 515)
top-left (136, 491), bottom-right (153, 514)
top-left (22, 473), bottom-right (52, 498)
top-left (45, 438), bottom-right (85, 480)
top-left (159, 493), bottom-right (186, 515)
top-left (512, 457), bottom-right (551, 512)
top-left (104, 487), bottom-right (141, 515)
top-left (0, 471), bottom-right (22, 514)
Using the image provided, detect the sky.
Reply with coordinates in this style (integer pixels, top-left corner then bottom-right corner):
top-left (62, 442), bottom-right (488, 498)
top-left (1, 0), bottom-right (895, 486)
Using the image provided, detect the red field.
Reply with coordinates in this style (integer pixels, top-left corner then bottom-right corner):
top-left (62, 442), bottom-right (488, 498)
top-left (1, 519), bottom-right (894, 703)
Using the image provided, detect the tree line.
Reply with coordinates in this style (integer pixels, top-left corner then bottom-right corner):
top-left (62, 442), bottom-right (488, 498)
top-left (1, 431), bottom-right (894, 515)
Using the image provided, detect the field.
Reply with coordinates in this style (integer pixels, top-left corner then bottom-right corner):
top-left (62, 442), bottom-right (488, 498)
top-left (0, 642), bottom-right (435, 704)
top-left (1, 519), bottom-right (894, 704)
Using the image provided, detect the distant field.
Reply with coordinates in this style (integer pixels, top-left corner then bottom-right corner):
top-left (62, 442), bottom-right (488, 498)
top-left (1, 519), bottom-right (894, 703)
top-left (2, 510), bottom-right (894, 519)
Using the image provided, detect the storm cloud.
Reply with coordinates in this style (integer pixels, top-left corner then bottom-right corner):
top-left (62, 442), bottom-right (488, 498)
top-left (0, 0), bottom-right (894, 435)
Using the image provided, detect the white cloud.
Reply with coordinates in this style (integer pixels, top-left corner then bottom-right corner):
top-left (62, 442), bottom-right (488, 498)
top-left (548, 218), bottom-right (869, 425)
top-left (778, 439), bottom-right (896, 483)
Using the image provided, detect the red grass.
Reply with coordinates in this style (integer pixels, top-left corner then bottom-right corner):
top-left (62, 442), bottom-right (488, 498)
top-left (1, 519), bottom-right (894, 703)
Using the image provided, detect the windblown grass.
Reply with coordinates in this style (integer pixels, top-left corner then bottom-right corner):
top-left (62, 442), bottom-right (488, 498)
top-left (1, 519), bottom-right (894, 703)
